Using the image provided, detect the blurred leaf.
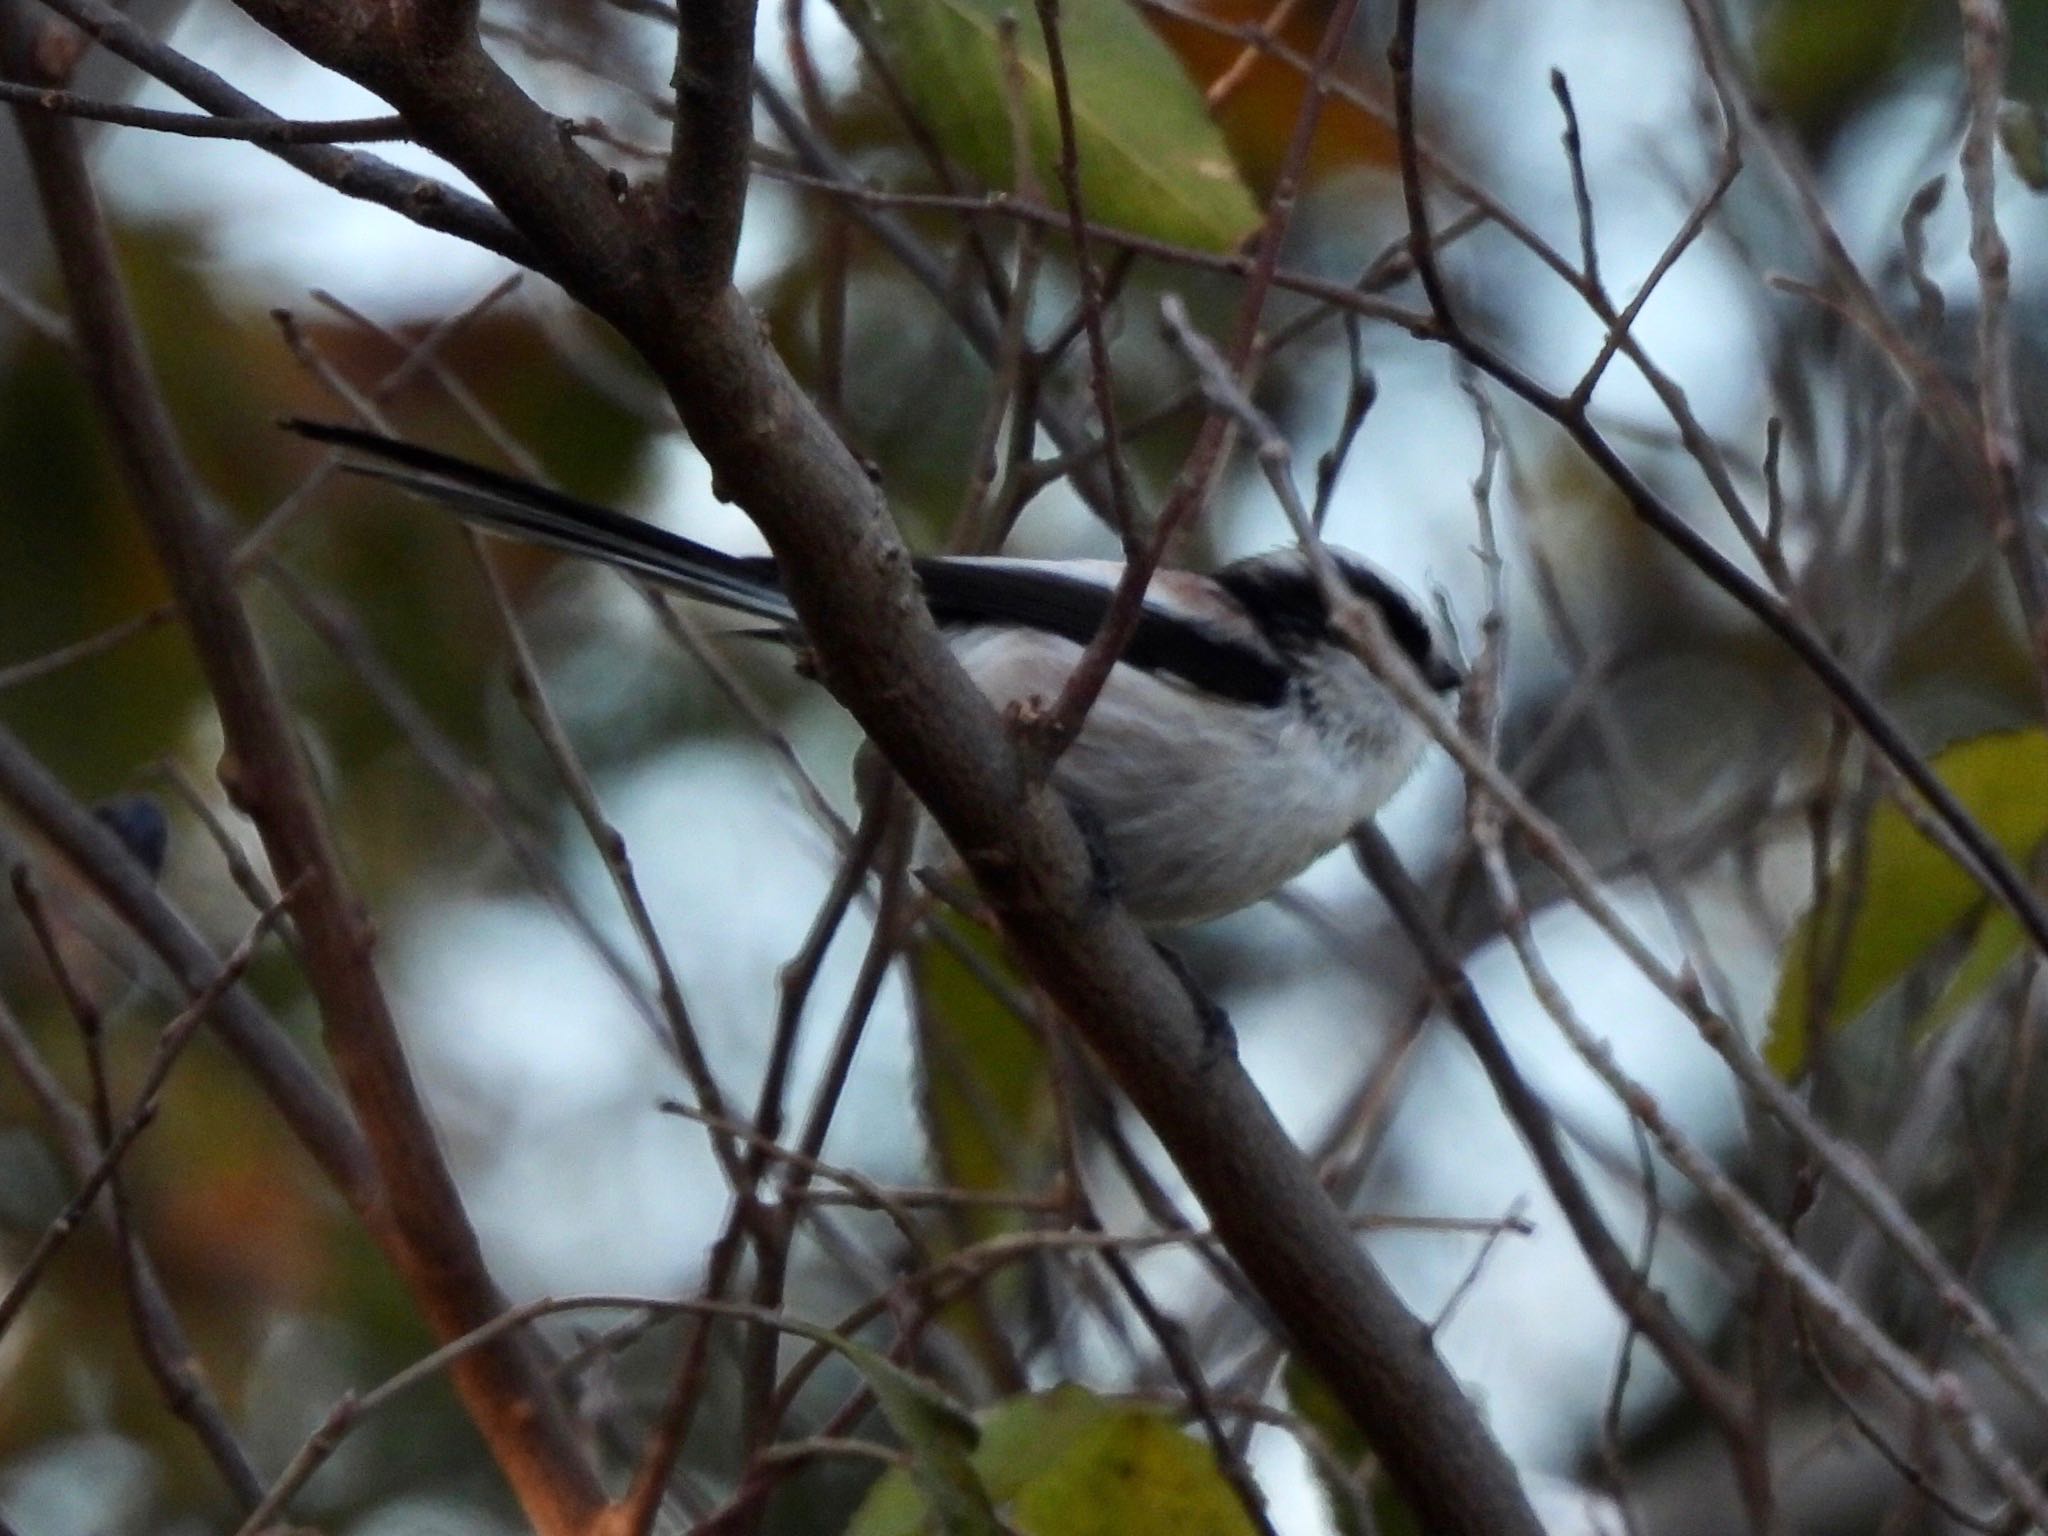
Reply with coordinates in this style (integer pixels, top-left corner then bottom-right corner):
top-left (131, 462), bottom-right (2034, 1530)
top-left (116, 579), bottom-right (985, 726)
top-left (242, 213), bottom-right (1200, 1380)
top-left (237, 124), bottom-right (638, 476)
top-left (0, 313), bottom-right (195, 786)
top-left (867, 0), bottom-right (1259, 250)
top-left (1284, 1361), bottom-right (1367, 1536)
top-left (2011, 5), bottom-right (2048, 103)
top-left (1283, 1359), bottom-right (1420, 1536)
top-left (2000, 100), bottom-right (2048, 191)
top-left (912, 917), bottom-right (1057, 1223)
top-left (1767, 730), bottom-right (2048, 1077)
top-left (910, 917), bottom-right (1057, 1384)
top-left (1918, 906), bottom-right (2024, 1039)
top-left (1006, 1403), bottom-right (1255, 1535)
top-left (1144, 0), bottom-right (1397, 184)
top-left (849, 1384), bottom-right (1258, 1536)
top-left (1756, 0), bottom-right (1927, 131)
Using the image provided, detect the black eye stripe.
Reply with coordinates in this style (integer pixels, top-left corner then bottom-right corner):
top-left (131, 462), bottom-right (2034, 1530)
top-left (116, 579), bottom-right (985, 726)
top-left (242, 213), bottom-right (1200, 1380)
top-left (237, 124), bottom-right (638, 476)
top-left (1212, 554), bottom-right (1437, 673)
top-left (1334, 558), bottom-right (1438, 668)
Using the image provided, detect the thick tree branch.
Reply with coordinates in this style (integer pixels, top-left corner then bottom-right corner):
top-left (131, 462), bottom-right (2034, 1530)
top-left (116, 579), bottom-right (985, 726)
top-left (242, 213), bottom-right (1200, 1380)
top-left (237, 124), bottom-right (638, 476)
top-left (203, 1), bottom-right (1544, 1530)
top-left (1, 22), bottom-right (605, 1529)
top-left (1350, 825), bottom-right (1771, 1492)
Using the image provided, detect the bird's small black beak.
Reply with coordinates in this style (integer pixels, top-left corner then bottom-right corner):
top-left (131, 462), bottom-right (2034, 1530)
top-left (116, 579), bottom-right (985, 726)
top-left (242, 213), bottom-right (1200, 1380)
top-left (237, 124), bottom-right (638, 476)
top-left (1425, 652), bottom-right (1465, 693)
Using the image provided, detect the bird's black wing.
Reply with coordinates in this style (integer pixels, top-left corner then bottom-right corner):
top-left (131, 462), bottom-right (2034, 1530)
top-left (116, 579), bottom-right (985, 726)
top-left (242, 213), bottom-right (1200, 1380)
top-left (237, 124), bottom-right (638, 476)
top-left (285, 421), bottom-right (1290, 704)
top-left (913, 560), bottom-right (1288, 708)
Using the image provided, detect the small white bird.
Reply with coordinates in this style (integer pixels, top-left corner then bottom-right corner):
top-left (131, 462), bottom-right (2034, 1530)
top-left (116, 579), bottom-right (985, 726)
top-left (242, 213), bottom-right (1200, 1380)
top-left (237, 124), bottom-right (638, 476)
top-left (288, 420), bottom-right (1460, 925)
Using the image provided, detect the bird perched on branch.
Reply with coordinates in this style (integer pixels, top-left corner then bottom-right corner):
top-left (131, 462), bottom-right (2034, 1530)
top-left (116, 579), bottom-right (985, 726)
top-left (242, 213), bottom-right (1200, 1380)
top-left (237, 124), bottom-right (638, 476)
top-left (287, 419), bottom-right (1460, 925)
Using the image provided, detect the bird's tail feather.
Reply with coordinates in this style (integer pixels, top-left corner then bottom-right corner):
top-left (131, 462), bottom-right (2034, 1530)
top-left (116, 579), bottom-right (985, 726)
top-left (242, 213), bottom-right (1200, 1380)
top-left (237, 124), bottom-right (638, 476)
top-left (282, 418), bottom-right (796, 626)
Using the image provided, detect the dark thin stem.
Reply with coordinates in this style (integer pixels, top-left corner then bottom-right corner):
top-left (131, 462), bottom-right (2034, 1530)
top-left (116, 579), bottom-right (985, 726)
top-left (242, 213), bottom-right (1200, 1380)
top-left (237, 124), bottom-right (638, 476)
top-left (1350, 826), bottom-right (1753, 1437)
top-left (1031, 0), bottom-right (1140, 547)
top-left (0, 78), bottom-right (408, 140)
top-left (750, 73), bottom-right (1135, 529)
top-left (0, 724), bottom-right (374, 1201)
top-left (2, 886), bottom-right (268, 1509)
top-left (0, 888), bottom-right (292, 1341)
top-left (752, 156), bottom-right (1429, 328)
top-left (1036, 0), bottom-right (1368, 749)
top-left (1549, 68), bottom-right (1604, 299)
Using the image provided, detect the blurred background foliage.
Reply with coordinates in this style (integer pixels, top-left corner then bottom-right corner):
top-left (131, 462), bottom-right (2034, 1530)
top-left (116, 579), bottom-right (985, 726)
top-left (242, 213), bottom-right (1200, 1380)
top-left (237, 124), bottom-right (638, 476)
top-left (4, 0), bottom-right (2048, 1531)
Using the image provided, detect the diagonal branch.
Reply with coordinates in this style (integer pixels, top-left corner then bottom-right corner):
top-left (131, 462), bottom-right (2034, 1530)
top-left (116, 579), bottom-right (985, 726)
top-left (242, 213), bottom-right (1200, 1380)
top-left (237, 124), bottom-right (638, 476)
top-left (0, 985), bottom-right (267, 1508)
top-left (0, 884), bottom-right (293, 1342)
top-left (173, 0), bottom-right (1548, 1529)
top-left (0, 723), bottom-right (375, 1204)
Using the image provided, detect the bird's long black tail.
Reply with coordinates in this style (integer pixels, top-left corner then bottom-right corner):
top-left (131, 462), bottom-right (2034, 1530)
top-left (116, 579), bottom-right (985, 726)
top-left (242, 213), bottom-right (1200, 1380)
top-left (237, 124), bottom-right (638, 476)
top-left (282, 419), bottom-right (795, 626)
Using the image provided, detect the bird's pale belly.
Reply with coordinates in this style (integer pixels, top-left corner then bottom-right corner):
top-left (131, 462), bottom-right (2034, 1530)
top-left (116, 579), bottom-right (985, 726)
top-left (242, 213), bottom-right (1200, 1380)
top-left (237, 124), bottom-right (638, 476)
top-left (947, 625), bottom-right (1426, 925)
top-left (1053, 710), bottom-right (1410, 925)
top-left (942, 622), bottom-right (1425, 925)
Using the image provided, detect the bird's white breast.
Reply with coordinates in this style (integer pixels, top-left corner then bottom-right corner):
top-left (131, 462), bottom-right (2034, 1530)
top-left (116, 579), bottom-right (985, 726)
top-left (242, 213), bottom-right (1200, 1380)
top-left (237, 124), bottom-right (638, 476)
top-left (944, 627), bottom-right (1426, 925)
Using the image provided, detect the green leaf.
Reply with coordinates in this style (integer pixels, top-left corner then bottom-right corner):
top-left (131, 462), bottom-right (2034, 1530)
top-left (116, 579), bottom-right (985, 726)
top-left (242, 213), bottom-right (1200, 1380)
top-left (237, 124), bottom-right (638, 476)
top-left (1917, 908), bottom-right (2025, 1042)
top-left (1008, 1404), bottom-right (1255, 1535)
top-left (1766, 730), bottom-right (2048, 1077)
top-left (864, 0), bottom-right (1259, 251)
top-left (906, 914), bottom-right (1060, 1391)
top-left (849, 1385), bottom-right (1260, 1536)
top-left (1284, 1361), bottom-right (1364, 1536)
top-left (913, 917), bottom-right (1056, 1224)
top-left (774, 1317), bottom-right (998, 1536)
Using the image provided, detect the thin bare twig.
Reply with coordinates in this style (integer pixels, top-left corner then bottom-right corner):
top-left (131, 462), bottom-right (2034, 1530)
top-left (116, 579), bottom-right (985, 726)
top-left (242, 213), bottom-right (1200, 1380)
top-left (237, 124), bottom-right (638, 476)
top-left (1956, 0), bottom-right (2048, 714)
top-left (1030, 0), bottom-right (1141, 548)
top-left (0, 78), bottom-right (408, 140)
top-left (1389, 0), bottom-right (2048, 971)
top-left (1037, 0), bottom-right (1370, 750)
top-left (0, 885), bottom-right (295, 1340)
top-left (21, 0), bottom-right (530, 261)
top-left (1, 884), bottom-right (268, 1509)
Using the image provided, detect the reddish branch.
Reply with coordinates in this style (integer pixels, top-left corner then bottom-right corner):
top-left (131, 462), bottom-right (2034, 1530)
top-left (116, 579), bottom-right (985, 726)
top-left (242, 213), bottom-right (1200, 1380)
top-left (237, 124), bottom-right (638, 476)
top-left (2, 11), bottom-right (607, 1527)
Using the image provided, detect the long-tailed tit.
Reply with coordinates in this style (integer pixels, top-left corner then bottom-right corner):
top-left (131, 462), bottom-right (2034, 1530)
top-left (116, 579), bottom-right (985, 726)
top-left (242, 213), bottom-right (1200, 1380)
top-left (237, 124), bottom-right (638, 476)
top-left (287, 420), bottom-right (1461, 925)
